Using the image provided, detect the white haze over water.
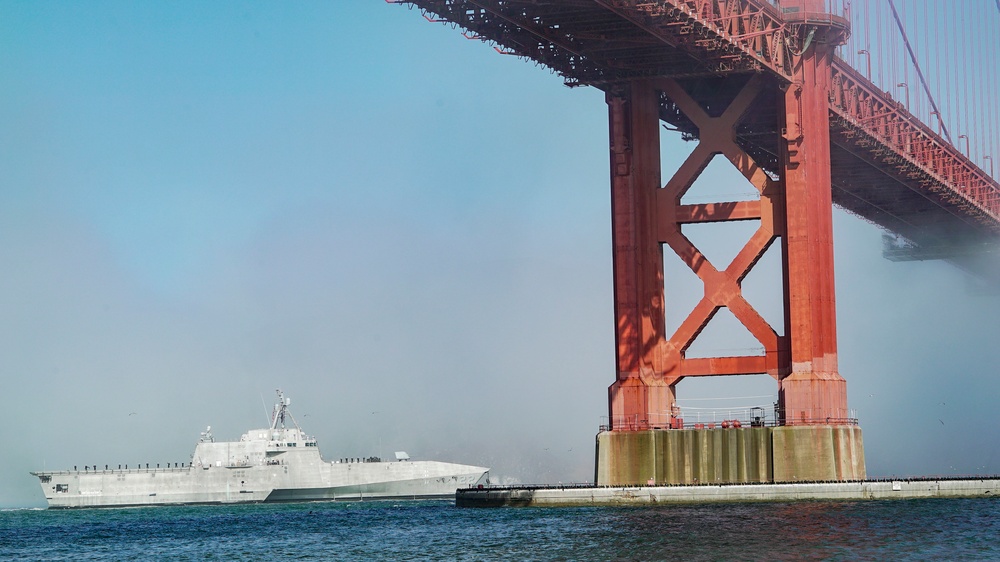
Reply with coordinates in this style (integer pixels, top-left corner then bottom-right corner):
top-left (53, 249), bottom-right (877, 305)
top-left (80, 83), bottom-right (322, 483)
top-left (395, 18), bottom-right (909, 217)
top-left (2, 2), bottom-right (999, 508)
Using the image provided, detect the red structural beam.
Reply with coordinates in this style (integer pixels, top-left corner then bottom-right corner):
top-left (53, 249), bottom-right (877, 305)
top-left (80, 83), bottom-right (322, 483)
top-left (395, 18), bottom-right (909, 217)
top-left (830, 59), bottom-right (1000, 229)
top-left (402, 0), bottom-right (1000, 245)
top-left (591, 0), bottom-right (795, 76)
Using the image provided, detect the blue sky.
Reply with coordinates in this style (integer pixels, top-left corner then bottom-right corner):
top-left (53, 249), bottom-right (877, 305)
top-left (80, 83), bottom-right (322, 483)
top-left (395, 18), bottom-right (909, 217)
top-left (2, 1), bottom-right (999, 508)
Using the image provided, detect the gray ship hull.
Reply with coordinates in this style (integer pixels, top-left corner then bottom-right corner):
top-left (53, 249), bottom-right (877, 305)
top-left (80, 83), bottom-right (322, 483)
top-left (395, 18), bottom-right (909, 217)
top-left (34, 460), bottom-right (487, 509)
top-left (32, 391), bottom-right (489, 509)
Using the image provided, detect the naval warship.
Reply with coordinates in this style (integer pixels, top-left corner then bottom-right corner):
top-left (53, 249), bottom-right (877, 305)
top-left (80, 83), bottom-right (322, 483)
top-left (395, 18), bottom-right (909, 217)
top-left (31, 390), bottom-right (489, 508)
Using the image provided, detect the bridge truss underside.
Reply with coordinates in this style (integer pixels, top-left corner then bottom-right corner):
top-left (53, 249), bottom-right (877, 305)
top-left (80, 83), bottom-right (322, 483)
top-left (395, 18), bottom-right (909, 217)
top-left (405, 0), bottom-right (1000, 278)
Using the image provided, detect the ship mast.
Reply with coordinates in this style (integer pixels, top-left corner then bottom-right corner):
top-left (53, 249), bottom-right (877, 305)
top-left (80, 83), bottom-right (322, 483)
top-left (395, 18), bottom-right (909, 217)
top-left (269, 389), bottom-right (301, 432)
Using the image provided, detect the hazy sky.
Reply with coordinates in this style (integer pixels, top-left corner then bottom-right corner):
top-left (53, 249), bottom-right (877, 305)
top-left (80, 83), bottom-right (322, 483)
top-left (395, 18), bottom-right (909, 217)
top-left (2, 2), bottom-right (999, 508)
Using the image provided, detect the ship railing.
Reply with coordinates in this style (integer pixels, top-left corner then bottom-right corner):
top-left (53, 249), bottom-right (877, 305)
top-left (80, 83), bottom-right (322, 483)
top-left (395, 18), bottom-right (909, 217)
top-left (33, 464), bottom-right (195, 476)
top-left (599, 408), bottom-right (860, 432)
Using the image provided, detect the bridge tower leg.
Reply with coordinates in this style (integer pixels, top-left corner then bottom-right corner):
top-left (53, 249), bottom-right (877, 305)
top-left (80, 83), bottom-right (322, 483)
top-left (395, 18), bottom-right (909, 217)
top-left (605, 79), bottom-right (674, 436)
top-left (779, 3), bottom-right (848, 427)
top-left (596, 2), bottom-right (865, 485)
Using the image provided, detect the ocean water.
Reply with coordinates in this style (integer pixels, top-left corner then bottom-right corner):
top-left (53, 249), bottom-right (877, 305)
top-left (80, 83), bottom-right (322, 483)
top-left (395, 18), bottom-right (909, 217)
top-left (2, 498), bottom-right (998, 561)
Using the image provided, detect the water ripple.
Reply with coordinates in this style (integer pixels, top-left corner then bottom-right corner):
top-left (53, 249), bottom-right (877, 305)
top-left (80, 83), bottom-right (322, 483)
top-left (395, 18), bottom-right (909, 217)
top-left (0, 498), bottom-right (997, 561)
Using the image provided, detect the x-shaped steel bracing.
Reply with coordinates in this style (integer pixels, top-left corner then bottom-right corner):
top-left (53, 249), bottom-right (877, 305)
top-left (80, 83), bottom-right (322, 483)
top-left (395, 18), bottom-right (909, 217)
top-left (654, 75), bottom-right (789, 387)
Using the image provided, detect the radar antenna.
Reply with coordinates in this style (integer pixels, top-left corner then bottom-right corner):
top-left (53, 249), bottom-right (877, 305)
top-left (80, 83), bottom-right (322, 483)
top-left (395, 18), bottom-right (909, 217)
top-left (269, 389), bottom-right (301, 432)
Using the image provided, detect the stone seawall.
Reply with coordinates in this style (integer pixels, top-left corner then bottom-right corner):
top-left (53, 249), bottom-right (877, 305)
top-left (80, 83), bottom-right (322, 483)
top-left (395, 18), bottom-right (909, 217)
top-left (457, 478), bottom-right (1000, 507)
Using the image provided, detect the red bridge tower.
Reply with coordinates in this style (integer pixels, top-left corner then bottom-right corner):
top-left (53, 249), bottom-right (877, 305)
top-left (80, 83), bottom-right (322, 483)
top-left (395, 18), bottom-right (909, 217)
top-left (598, 0), bottom-right (865, 484)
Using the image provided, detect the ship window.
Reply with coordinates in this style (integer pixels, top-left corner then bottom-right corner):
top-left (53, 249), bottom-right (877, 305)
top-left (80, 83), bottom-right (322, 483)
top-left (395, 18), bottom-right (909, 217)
top-left (287, 442), bottom-right (296, 447)
top-left (39, 475), bottom-right (51, 483)
top-left (55, 484), bottom-right (69, 493)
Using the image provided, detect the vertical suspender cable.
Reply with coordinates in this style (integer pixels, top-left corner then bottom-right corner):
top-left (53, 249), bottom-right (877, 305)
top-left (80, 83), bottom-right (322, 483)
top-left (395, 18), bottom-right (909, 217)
top-left (923, 0), bottom-right (930, 122)
top-left (985, 0), bottom-right (992, 170)
top-left (993, 2), bottom-right (1000, 172)
top-left (891, 1), bottom-right (897, 95)
top-left (984, 0), bottom-right (990, 171)
top-left (915, 2), bottom-right (921, 118)
top-left (965, 1), bottom-right (982, 163)
top-left (903, 0), bottom-right (912, 116)
top-left (887, 0), bottom-right (950, 141)
top-left (987, 0), bottom-right (996, 172)
top-left (876, 0), bottom-right (883, 90)
top-left (988, 1), bottom-right (995, 171)
top-left (940, 0), bottom-right (948, 133)
top-left (976, 0), bottom-right (984, 166)
top-left (876, 0), bottom-right (884, 134)
top-left (915, 1), bottom-right (922, 119)
top-left (916, 4), bottom-right (921, 127)
top-left (906, 1), bottom-right (912, 114)
top-left (969, 1), bottom-right (977, 162)
top-left (982, 0), bottom-right (991, 171)
top-left (885, 0), bottom-right (891, 93)
top-left (949, 0), bottom-right (956, 147)
top-left (961, 0), bottom-right (970, 152)
top-left (876, 0), bottom-right (892, 92)
top-left (992, 1), bottom-right (997, 170)
top-left (916, 0), bottom-right (922, 121)
top-left (986, 0), bottom-right (994, 175)
top-left (865, 0), bottom-right (871, 75)
top-left (937, 0), bottom-right (942, 135)
top-left (988, 0), bottom-right (998, 173)
top-left (953, 0), bottom-right (960, 141)
top-left (955, 0), bottom-right (972, 158)
top-left (970, 0), bottom-right (977, 159)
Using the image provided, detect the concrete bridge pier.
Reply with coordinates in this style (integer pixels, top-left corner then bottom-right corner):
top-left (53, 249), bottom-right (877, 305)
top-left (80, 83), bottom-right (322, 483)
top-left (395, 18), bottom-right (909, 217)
top-left (596, 426), bottom-right (865, 485)
top-left (598, 0), bottom-right (864, 486)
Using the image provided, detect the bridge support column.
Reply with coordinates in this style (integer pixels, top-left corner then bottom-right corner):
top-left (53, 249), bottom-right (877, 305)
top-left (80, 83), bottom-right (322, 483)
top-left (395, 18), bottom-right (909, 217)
top-left (597, 13), bottom-right (864, 484)
top-left (778, 9), bottom-right (849, 427)
top-left (606, 80), bottom-right (675, 432)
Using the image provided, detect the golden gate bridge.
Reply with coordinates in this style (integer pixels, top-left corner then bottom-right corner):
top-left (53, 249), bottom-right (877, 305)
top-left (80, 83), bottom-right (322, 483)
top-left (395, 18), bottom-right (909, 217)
top-left (393, 0), bottom-right (1000, 484)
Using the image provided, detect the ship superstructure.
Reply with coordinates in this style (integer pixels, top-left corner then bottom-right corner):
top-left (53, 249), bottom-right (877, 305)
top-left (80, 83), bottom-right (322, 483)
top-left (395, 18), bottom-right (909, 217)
top-left (32, 390), bottom-right (489, 508)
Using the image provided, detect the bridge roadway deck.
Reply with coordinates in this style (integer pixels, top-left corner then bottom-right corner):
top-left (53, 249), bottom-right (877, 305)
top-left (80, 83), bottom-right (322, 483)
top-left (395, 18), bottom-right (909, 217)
top-left (456, 477), bottom-right (1000, 507)
top-left (404, 0), bottom-right (1000, 279)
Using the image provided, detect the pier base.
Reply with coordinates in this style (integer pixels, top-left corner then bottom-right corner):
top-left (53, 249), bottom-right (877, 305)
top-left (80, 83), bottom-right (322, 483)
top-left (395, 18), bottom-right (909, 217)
top-left (456, 477), bottom-right (998, 507)
top-left (595, 426), bottom-right (865, 485)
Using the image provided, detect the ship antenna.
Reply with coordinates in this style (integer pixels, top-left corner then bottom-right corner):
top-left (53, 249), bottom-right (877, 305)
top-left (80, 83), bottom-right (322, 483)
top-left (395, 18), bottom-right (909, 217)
top-left (270, 389), bottom-right (283, 430)
top-left (261, 393), bottom-right (271, 427)
top-left (283, 403), bottom-right (302, 433)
